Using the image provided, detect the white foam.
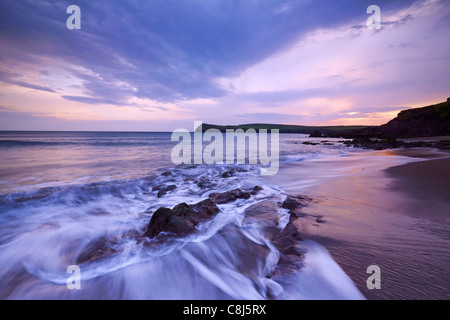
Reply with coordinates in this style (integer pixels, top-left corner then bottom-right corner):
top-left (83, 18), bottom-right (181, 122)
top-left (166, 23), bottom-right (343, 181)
top-left (279, 240), bottom-right (366, 300)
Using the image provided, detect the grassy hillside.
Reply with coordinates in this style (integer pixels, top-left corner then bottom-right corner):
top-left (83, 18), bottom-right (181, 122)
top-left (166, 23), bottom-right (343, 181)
top-left (198, 123), bottom-right (371, 135)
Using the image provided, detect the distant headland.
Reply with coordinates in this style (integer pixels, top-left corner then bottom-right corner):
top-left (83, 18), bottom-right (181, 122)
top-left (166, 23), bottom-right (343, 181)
top-left (201, 98), bottom-right (450, 139)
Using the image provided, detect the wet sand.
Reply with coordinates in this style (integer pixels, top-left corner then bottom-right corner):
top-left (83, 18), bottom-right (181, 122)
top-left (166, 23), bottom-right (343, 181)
top-left (300, 155), bottom-right (450, 299)
top-left (385, 158), bottom-right (450, 219)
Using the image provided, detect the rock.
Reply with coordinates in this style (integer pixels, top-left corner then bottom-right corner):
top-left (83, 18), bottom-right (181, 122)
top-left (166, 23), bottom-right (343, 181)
top-left (172, 199), bottom-right (220, 225)
top-left (344, 137), bottom-right (402, 150)
top-left (272, 222), bottom-right (303, 253)
top-left (142, 199), bottom-right (220, 239)
top-left (281, 195), bottom-right (311, 211)
top-left (209, 188), bottom-right (251, 204)
top-left (191, 199), bottom-right (220, 221)
top-left (316, 217), bottom-right (325, 223)
top-left (152, 185), bottom-right (162, 191)
top-left (143, 207), bottom-right (194, 238)
top-left (157, 184), bottom-right (177, 198)
top-left (196, 177), bottom-right (216, 189)
top-left (76, 237), bottom-right (118, 264)
top-left (250, 186), bottom-right (264, 195)
top-left (270, 222), bottom-right (305, 278)
top-left (171, 202), bottom-right (191, 219)
top-left (143, 207), bottom-right (173, 238)
top-left (309, 130), bottom-right (323, 138)
top-left (164, 215), bottom-right (195, 236)
top-left (161, 171), bottom-right (172, 176)
top-left (302, 141), bottom-right (319, 145)
top-left (221, 171), bottom-right (234, 178)
top-left (218, 167), bottom-right (249, 179)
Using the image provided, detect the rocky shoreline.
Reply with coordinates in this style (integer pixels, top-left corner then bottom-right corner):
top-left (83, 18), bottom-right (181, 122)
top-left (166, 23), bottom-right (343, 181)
top-left (342, 137), bottom-right (450, 151)
top-left (74, 181), bottom-right (326, 280)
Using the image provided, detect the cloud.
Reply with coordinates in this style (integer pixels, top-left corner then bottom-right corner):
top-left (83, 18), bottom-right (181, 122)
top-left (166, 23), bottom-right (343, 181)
top-left (0, 0), bottom-right (420, 106)
top-left (234, 112), bottom-right (302, 123)
top-left (0, 0), bottom-right (448, 130)
top-left (61, 95), bottom-right (116, 105)
top-left (0, 70), bottom-right (56, 93)
top-left (5, 80), bottom-right (55, 93)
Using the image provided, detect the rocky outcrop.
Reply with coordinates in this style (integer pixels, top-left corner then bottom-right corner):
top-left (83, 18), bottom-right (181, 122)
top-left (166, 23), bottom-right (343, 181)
top-left (142, 199), bottom-right (220, 239)
top-left (76, 185), bottom-right (321, 283)
top-left (208, 188), bottom-right (251, 204)
top-left (343, 137), bottom-right (450, 150)
top-left (271, 221), bottom-right (304, 277)
top-left (155, 185), bottom-right (177, 198)
top-left (339, 99), bottom-right (450, 139)
top-left (250, 186), bottom-right (264, 195)
top-left (142, 187), bottom-right (266, 239)
top-left (281, 195), bottom-right (312, 212)
top-left (76, 237), bottom-right (120, 264)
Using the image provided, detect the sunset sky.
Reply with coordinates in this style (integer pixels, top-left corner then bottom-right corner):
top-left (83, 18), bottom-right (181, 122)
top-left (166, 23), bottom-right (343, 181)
top-left (0, 0), bottom-right (449, 131)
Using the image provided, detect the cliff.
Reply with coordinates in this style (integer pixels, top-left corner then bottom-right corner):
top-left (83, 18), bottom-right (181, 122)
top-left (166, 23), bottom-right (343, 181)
top-left (341, 98), bottom-right (450, 139)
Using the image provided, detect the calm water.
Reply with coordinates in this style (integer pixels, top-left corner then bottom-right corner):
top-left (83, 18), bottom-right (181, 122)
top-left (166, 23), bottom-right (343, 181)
top-left (0, 131), bottom-right (174, 194)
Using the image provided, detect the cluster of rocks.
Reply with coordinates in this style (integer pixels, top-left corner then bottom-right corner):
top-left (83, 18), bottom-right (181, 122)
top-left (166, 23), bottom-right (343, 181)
top-left (142, 199), bottom-right (219, 239)
top-left (270, 195), bottom-right (314, 278)
top-left (142, 186), bottom-right (264, 239)
top-left (343, 137), bottom-right (450, 150)
top-left (74, 183), bottom-right (325, 282)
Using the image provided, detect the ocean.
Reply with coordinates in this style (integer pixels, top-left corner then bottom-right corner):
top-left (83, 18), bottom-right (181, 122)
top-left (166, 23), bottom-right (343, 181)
top-left (0, 131), bottom-right (435, 299)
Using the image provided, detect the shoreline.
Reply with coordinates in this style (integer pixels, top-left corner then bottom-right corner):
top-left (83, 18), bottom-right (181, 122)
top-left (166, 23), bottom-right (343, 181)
top-left (297, 152), bottom-right (450, 299)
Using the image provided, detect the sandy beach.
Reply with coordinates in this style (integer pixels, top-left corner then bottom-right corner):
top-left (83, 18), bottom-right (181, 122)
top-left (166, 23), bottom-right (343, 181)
top-left (297, 153), bottom-right (450, 299)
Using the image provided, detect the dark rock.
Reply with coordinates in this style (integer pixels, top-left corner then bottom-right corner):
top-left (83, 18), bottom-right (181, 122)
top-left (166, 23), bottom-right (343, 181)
top-left (273, 222), bottom-right (303, 252)
top-left (161, 171), bottom-right (172, 176)
top-left (271, 222), bottom-right (305, 278)
top-left (209, 188), bottom-right (251, 204)
top-left (219, 168), bottom-right (248, 179)
top-left (164, 215), bottom-right (195, 236)
top-left (172, 199), bottom-right (219, 226)
top-left (171, 199), bottom-right (220, 225)
top-left (143, 207), bottom-right (194, 238)
top-left (157, 184), bottom-right (177, 198)
top-left (221, 171), bottom-right (234, 178)
top-left (171, 202), bottom-right (191, 219)
top-left (251, 186), bottom-right (264, 195)
top-left (143, 207), bottom-right (173, 238)
top-left (316, 217), bottom-right (326, 223)
top-left (196, 178), bottom-right (216, 189)
top-left (142, 199), bottom-right (220, 239)
top-left (309, 130), bottom-right (323, 138)
top-left (281, 195), bottom-right (311, 211)
top-left (191, 199), bottom-right (220, 221)
top-left (302, 141), bottom-right (319, 145)
top-left (345, 137), bottom-right (402, 150)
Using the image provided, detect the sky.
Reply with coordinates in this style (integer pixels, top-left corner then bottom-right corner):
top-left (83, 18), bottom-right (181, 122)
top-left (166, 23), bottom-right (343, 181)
top-left (0, 0), bottom-right (449, 131)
